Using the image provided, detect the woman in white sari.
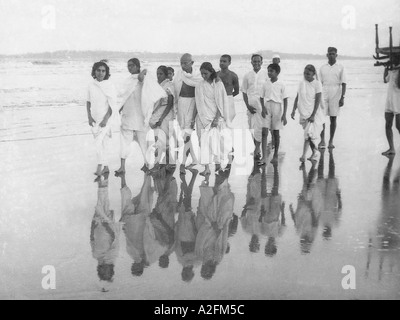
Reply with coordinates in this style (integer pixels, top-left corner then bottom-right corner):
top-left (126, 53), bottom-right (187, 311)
top-left (195, 62), bottom-right (232, 177)
top-left (86, 61), bottom-right (117, 176)
top-left (149, 66), bottom-right (175, 172)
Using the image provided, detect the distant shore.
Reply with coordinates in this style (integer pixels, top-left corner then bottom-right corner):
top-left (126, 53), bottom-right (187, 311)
top-left (0, 50), bottom-right (370, 62)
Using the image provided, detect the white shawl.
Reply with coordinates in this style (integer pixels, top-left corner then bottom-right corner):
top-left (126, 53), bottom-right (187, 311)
top-left (195, 80), bottom-right (230, 128)
top-left (119, 72), bottom-right (167, 128)
top-left (91, 79), bottom-right (118, 124)
top-left (173, 69), bottom-right (203, 102)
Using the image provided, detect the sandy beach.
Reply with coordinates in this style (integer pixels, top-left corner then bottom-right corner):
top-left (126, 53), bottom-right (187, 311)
top-left (1, 58), bottom-right (400, 300)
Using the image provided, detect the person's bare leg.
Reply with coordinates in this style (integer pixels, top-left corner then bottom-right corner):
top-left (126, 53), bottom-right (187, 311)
top-left (115, 159), bottom-right (126, 176)
top-left (309, 140), bottom-right (320, 163)
top-left (382, 113), bottom-right (396, 156)
top-left (260, 128), bottom-right (269, 165)
top-left (95, 164), bottom-right (103, 176)
top-left (319, 124), bottom-right (326, 149)
top-left (300, 140), bottom-right (310, 163)
top-left (271, 130), bottom-right (280, 164)
top-left (200, 164), bottom-right (211, 177)
top-left (328, 117), bottom-right (337, 149)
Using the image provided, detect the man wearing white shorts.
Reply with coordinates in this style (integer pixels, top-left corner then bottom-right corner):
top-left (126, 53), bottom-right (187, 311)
top-left (319, 47), bottom-right (347, 149)
top-left (260, 63), bottom-right (288, 164)
top-left (242, 54), bottom-right (269, 160)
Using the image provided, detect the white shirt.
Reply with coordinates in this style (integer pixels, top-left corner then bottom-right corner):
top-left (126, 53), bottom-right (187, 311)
top-left (297, 79), bottom-right (322, 119)
top-left (120, 75), bottom-right (145, 131)
top-left (261, 80), bottom-right (289, 104)
top-left (319, 63), bottom-right (346, 87)
top-left (241, 69), bottom-right (268, 97)
top-left (87, 82), bottom-right (109, 123)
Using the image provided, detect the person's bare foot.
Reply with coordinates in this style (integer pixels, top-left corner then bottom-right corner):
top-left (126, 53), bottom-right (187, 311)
top-left (308, 151), bottom-right (320, 163)
top-left (382, 149), bottom-right (396, 156)
top-left (149, 163), bottom-right (161, 174)
top-left (258, 157), bottom-right (267, 166)
top-left (94, 165), bottom-right (103, 176)
top-left (114, 167), bottom-right (125, 176)
top-left (270, 155), bottom-right (278, 164)
top-left (180, 164), bottom-right (186, 175)
top-left (188, 167), bottom-right (198, 175)
top-left (200, 169), bottom-right (211, 177)
top-left (186, 163), bottom-right (197, 169)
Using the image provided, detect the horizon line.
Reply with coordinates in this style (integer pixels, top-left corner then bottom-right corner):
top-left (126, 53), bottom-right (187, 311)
top-left (0, 49), bottom-right (370, 59)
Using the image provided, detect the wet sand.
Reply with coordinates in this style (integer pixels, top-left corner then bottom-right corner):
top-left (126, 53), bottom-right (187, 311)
top-left (1, 73), bottom-right (400, 300)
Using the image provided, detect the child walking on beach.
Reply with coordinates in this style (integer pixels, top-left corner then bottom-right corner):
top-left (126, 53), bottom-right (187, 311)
top-left (86, 61), bottom-right (116, 176)
top-left (382, 54), bottom-right (400, 156)
top-left (260, 63), bottom-right (288, 164)
top-left (291, 65), bottom-right (324, 163)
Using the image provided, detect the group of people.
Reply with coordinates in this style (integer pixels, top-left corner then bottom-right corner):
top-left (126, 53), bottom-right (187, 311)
top-left (86, 47), bottom-right (349, 180)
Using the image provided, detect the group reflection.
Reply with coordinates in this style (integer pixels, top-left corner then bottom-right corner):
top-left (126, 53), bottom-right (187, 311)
top-left (91, 164), bottom-right (238, 285)
top-left (88, 150), bottom-right (355, 287)
top-left (366, 157), bottom-right (400, 281)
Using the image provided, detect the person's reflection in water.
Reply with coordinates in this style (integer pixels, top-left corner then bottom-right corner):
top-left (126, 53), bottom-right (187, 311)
top-left (316, 149), bottom-right (342, 241)
top-left (290, 162), bottom-right (322, 255)
top-left (241, 163), bottom-right (263, 253)
top-left (90, 173), bottom-right (120, 289)
top-left (175, 168), bottom-right (201, 282)
top-left (119, 172), bottom-right (154, 277)
top-left (366, 156), bottom-right (400, 281)
top-left (260, 161), bottom-right (286, 258)
top-left (195, 170), bottom-right (235, 280)
top-left (144, 166), bottom-right (178, 269)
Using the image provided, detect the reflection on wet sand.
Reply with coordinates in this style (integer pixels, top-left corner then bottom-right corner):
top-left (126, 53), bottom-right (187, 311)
top-left (290, 161), bottom-right (322, 255)
top-left (120, 172), bottom-right (154, 277)
top-left (241, 155), bottom-right (286, 257)
top-left (146, 167), bottom-right (178, 269)
top-left (175, 169), bottom-right (201, 282)
top-left (366, 157), bottom-right (400, 281)
top-left (260, 161), bottom-right (286, 257)
top-left (90, 172), bottom-right (120, 290)
top-left (195, 170), bottom-right (235, 280)
top-left (317, 150), bottom-right (342, 241)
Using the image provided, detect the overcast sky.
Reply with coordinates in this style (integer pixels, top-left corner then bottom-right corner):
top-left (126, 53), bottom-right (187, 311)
top-left (0, 0), bottom-right (399, 56)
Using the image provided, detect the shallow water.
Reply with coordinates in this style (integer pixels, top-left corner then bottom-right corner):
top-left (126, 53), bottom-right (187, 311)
top-left (0, 58), bottom-right (399, 300)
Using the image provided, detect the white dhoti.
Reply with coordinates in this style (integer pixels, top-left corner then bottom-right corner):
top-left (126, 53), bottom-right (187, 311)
top-left (300, 117), bottom-right (323, 146)
top-left (322, 85), bottom-right (341, 117)
top-left (198, 120), bottom-right (232, 165)
top-left (91, 124), bottom-right (112, 166)
top-left (120, 128), bottom-right (149, 164)
top-left (177, 97), bottom-right (196, 135)
top-left (226, 96), bottom-right (236, 125)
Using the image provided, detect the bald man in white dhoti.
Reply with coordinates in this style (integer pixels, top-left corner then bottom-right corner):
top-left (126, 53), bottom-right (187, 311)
top-left (173, 54), bottom-right (203, 175)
